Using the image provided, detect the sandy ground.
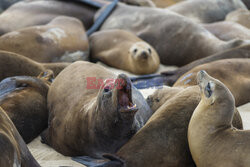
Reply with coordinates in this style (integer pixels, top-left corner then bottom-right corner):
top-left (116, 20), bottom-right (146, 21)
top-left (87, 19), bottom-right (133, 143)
top-left (27, 63), bottom-right (250, 167)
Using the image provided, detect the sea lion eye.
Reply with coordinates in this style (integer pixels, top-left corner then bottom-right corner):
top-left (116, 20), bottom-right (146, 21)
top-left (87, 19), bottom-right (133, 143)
top-left (17, 83), bottom-right (28, 88)
top-left (103, 85), bottom-right (111, 93)
top-left (205, 82), bottom-right (212, 98)
top-left (148, 48), bottom-right (152, 54)
top-left (133, 49), bottom-right (137, 53)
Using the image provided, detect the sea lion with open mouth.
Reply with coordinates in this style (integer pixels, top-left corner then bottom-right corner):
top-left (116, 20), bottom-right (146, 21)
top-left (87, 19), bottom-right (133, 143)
top-left (41, 61), bottom-right (153, 157)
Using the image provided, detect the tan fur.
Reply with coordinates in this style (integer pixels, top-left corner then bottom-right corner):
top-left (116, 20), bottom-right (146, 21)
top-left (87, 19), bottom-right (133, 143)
top-left (226, 9), bottom-right (250, 29)
top-left (0, 16), bottom-right (89, 63)
top-left (188, 71), bottom-right (250, 167)
top-left (90, 29), bottom-right (159, 74)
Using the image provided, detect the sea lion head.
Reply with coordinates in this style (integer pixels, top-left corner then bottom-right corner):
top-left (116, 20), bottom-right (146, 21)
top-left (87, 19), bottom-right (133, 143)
top-left (97, 74), bottom-right (138, 121)
top-left (196, 70), bottom-right (235, 125)
top-left (129, 42), bottom-right (160, 74)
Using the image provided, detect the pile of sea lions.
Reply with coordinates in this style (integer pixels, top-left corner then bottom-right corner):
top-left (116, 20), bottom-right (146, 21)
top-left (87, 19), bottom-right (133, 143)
top-left (0, 0), bottom-right (250, 166)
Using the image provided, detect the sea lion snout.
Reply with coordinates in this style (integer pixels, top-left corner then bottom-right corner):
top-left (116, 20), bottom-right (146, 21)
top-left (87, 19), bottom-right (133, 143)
top-left (138, 51), bottom-right (149, 60)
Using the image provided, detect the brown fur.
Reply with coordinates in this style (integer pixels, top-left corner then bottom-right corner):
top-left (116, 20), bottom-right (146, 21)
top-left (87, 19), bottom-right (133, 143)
top-left (174, 59), bottom-right (250, 106)
top-left (0, 0), bottom-right (109, 35)
top-left (101, 86), bottom-right (242, 167)
top-left (188, 71), bottom-right (250, 167)
top-left (99, 3), bottom-right (247, 66)
top-left (0, 107), bottom-right (40, 166)
top-left (90, 29), bottom-right (160, 74)
top-left (226, 9), bottom-right (250, 29)
top-left (0, 51), bottom-right (69, 81)
top-left (42, 61), bottom-right (153, 157)
top-left (0, 16), bottom-right (89, 63)
top-left (0, 72), bottom-right (53, 143)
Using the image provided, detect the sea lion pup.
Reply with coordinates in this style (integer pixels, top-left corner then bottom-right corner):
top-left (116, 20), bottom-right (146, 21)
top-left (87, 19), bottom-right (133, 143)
top-left (98, 3), bottom-right (247, 66)
top-left (188, 71), bottom-right (250, 167)
top-left (173, 59), bottom-right (250, 106)
top-left (226, 9), bottom-right (250, 29)
top-left (92, 85), bottom-right (242, 167)
top-left (41, 61), bottom-right (153, 157)
top-left (0, 16), bottom-right (89, 63)
top-left (0, 0), bottom-right (109, 35)
top-left (203, 21), bottom-right (250, 41)
top-left (0, 107), bottom-right (40, 167)
top-left (0, 51), bottom-right (69, 80)
top-left (161, 44), bottom-right (250, 86)
top-left (90, 29), bottom-right (160, 74)
top-left (0, 71), bottom-right (53, 143)
top-left (167, 0), bottom-right (247, 23)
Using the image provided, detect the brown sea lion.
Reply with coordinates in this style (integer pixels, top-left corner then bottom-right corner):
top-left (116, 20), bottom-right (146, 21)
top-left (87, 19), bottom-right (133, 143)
top-left (0, 107), bottom-right (40, 167)
top-left (161, 44), bottom-right (250, 86)
top-left (188, 71), bottom-right (250, 167)
top-left (94, 85), bottom-right (242, 167)
top-left (0, 71), bottom-right (53, 143)
top-left (226, 9), bottom-right (250, 29)
top-left (98, 3), bottom-right (248, 66)
top-left (174, 59), bottom-right (250, 106)
top-left (41, 61), bottom-right (153, 157)
top-left (0, 0), bottom-right (109, 35)
top-left (90, 29), bottom-right (160, 74)
top-left (0, 16), bottom-right (89, 63)
top-left (167, 0), bottom-right (247, 23)
top-left (0, 51), bottom-right (69, 80)
top-left (203, 21), bottom-right (250, 41)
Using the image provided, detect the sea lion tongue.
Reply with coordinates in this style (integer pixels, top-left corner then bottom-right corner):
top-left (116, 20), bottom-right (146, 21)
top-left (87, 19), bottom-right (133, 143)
top-left (117, 74), bottom-right (137, 113)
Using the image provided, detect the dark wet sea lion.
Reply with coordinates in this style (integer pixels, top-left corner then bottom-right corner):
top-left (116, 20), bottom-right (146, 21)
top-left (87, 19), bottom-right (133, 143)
top-left (174, 59), bottom-right (250, 106)
top-left (41, 61), bottom-right (153, 157)
top-left (0, 107), bottom-right (40, 166)
top-left (0, 51), bottom-right (69, 80)
top-left (188, 71), bottom-right (250, 167)
top-left (90, 29), bottom-right (160, 74)
top-left (98, 3), bottom-right (247, 66)
top-left (167, 0), bottom-right (247, 23)
top-left (0, 0), bottom-right (109, 35)
top-left (91, 85), bottom-right (242, 167)
top-left (0, 72), bottom-right (53, 143)
top-left (0, 16), bottom-right (89, 63)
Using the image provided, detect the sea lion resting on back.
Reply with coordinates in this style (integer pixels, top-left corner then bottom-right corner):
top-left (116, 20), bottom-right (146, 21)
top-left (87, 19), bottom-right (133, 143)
top-left (0, 16), bottom-right (89, 63)
top-left (188, 71), bottom-right (250, 167)
top-left (98, 3), bottom-right (248, 66)
top-left (87, 85), bottom-right (242, 167)
top-left (0, 107), bottom-right (40, 167)
top-left (0, 71), bottom-right (53, 143)
top-left (90, 29), bottom-right (160, 74)
top-left (0, 51), bottom-right (69, 80)
top-left (42, 61), bottom-right (153, 157)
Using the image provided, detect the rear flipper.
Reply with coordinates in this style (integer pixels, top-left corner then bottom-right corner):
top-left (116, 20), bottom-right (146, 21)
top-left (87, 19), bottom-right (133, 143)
top-left (72, 154), bottom-right (124, 167)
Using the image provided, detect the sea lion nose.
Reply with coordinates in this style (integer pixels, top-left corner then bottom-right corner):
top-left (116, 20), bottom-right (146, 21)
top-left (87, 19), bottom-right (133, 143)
top-left (140, 51), bottom-right (149, 59)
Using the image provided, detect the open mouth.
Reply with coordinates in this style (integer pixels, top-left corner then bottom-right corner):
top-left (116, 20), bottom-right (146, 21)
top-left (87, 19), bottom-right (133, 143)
top-left (117, 74), bottom-right (138, 113)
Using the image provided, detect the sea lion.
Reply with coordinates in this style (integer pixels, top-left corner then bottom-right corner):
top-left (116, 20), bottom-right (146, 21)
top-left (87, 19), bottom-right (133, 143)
top-left (0, 0), bottom-right (109, 35)
top-left (41, 61), bottom-right (153, 157)
top-left (0, 107), bottom-right (40, 167)
top-left (0, 16), bottom-right (89, 63)
top-left (0, 71), bottom-right (53, 143)
top-left (203, 21), bottom-right (250, 41)
top-left (188, 71), bottom-right (250, 167)
top-left (98, 3), bottom-right (247, 66)
top-left (226, 9), bottom-right (250, 29)
top-left (0, 50), bottom-right (69, 80)
top-left (151, 0), bottom-right (185, 8)
top-left (167, 0), bottom-right (247, 23)
top-left (92, 85), bottom-right (242, 167)
top-left (174, 59), bottom-right (250, 106)
top-left (90, 29), bottom-right (160, 74)
top-left (0, 0), bottom-right (21, 13)
top-left (160, 44), bottom-right (250, 86)
top-left (242, 0), bottom-right (250, 9)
